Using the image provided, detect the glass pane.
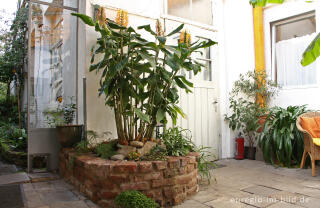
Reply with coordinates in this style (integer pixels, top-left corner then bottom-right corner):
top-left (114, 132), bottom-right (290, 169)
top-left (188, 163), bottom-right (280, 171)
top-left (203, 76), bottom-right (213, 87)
top-left (276, 16), bottom-right (315, 42)
top-left (168, 0), bottom-right (191, 20)
top-left (192, 0), bottom-right (212, 25)
top-left (38, 0), bottom-right (78, 9)
top-left (29, 3), bottom-right (77, 128)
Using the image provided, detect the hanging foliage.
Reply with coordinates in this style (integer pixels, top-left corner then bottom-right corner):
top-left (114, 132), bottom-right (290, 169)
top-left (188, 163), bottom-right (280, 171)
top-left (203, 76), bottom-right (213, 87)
top-left (72, 10), bottom-right (216, 143)
top-left (301, 32), bottom-right (320, 67)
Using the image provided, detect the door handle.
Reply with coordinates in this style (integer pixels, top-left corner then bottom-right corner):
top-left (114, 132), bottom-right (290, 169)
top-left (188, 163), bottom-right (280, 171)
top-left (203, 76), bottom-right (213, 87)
top-left (212, 101), bottom-right (218, 104)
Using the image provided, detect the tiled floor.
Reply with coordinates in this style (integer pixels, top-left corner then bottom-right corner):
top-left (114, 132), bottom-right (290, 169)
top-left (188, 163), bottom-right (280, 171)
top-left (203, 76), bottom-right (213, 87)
top-left (13, 159), bottom-right (320, 207)
top-left (177, 159), bottom-right (320, 208)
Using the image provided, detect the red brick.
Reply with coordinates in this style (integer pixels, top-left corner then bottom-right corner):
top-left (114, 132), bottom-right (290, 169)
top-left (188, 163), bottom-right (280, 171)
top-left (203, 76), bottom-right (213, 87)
top-left (176, 173), bottom-right (193, 185)
top-left (138, 161), bottom-right (153, 173)
top-left (98, 199), bottom-right (113, 208)
top-left (120, 181), bottom-right (150, 191)
top-left (135, 172), bottom-right (162, 182)
top-left (108, 174), bottom-right (130, 183)
top-left (187, 178), bottom-right (197, 189)
top-left (167, 157), bottom-right (180, 169)
top-left (179, 157), bottom-right (188, 167)
top-left (100, 190), bottom-right (119, 199)
top-left (113, 161), bottom-right (138, 173)
top-left (186, 156), bottom-right (197, 164)
top-left (186, 164), bottom-right (195, 173)
top-left (152, 161), bottom-right (168, 170)
top-left (187, 185), bottom-right (198, 196)
top-left (173, 193), bottom-right (186, 204)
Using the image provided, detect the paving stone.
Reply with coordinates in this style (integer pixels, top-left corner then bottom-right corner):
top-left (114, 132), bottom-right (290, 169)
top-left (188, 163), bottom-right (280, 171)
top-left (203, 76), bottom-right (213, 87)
top-left (239, 195), bottom-right (277, 208)
top-left (0, 172), bottom-right (30, 185)
top-left (242, 185), bottom-right (281, 197)
top-left (28, 172), bottom-right (60, 183)
top-left (190, 190), bottom-right (222, 203)
top-left (267, 201), bottom-right (303, 208)
top-left (204, 197), bottom-right (255, 208)
top-left (0, 164), bottom-right (17, 175)
top-left (50, 200), bottom-right (90, 208)
top-left (294, 197), bottom-right (320, 208)
top-left (268, 191), bottom-right (306, 204)
top-left (40, 190), bottom-right (78, 204)
top-left (84, 200), bottom-right (100, 208)
top-left (174, 199), bottom-right (210, 208)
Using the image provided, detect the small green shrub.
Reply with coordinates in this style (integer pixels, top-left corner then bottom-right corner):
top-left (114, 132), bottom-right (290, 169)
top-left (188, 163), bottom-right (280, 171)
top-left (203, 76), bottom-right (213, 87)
top-left (143, 145), bottom-right (168, 161)
top-left (75, 140), bottom-right (91, 153)
top-left (128, 151), bottom-right (141, 161)
top-left (161, 127), bottom-right (195, 156)
top-left (0, 123), bottom-right (27, 151)
top-left (196, 146), bottom-right (216, 184)
top-left (259, 105), bottom-right (307, 167)
top-left (115, 190), bottom-right (158, 208)
top-left (94, 140), bottom-right (117, 159)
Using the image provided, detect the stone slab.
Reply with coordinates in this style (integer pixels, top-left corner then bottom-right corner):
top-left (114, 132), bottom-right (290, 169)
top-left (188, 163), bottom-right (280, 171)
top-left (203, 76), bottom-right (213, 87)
top-left (28, 172), bottom-right (60, 182)
top-left (242, 185), bottom-right (281, 197)
top-left (0, 164), bottom-right (17, 175)
top-left (0, 172), bottom-right (30, 185)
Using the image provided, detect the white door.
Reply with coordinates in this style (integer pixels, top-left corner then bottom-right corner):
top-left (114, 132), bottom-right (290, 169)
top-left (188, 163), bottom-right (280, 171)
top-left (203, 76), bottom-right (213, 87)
top-left (164, 19), bottom-right (220, 159)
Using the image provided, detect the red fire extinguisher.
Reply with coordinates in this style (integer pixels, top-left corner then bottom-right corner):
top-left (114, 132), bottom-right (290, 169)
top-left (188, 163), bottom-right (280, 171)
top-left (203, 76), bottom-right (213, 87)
top-left (235, 135), bottom-right (244, 160)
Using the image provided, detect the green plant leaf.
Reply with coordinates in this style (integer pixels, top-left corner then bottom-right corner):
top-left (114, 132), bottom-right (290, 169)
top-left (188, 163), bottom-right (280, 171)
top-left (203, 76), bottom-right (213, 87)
top-left (134, 108), bottom-right (150, 123)
top-left (301, 32), bottom-right (320, 66)
top-left (137, 24), bottom-right (157, 36)
top-left (156, 108), bottom-right (166, 123)
top-left (166, 24), bottom-right (184, 37)
top-left (71, 13), bottom-right (95, 26)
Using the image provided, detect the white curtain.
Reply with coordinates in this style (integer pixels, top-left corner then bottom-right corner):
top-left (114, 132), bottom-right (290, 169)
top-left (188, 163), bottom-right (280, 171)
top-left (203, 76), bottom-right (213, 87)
top-left (275, 33), bottom-right (317, 87)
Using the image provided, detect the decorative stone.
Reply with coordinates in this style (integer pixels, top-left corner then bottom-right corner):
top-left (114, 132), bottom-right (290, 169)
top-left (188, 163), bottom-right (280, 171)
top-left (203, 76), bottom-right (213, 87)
top-left (110, 154), bottom-right (125, 161)
top-left (130, 141), bottom-right (144, 148)
top-left (117, 145), bottom-right (136, 157)
top-left (137, 141), bottom-right (157, 156)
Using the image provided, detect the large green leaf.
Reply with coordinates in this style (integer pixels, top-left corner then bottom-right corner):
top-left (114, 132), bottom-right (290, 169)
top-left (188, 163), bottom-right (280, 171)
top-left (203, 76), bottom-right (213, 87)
top-left (134, 108), bottom-right (150, 123)
top-left (137, 24), bottom-right (157, 36)
top-left (71, 13), bottom-right (95, 26)
top-left (156, 108), bottom-right (166, 123)
top-left (166, 24), bottom-right (184, 37)
top-left (301, 32), bottom-right (320, 66)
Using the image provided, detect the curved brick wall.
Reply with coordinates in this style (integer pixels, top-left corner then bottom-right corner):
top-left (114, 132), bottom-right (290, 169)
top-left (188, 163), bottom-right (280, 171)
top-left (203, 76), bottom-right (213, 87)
top-left (59, 148), bottom-right (199, 207)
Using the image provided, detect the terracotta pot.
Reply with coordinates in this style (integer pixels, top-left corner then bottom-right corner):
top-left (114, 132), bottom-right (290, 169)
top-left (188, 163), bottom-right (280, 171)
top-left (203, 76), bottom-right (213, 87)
top-left (257, 114), bottom-right (268, 133)
top-left (56, 125), bottom-right (83, 147)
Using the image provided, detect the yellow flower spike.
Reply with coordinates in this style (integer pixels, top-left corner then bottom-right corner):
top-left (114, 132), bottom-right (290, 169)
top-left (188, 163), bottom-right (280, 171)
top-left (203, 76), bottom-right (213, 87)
top-left (116, 9), bottom-right (129, 27)
top-left (57, 96), bottom-right (63, 103)
top-left (156, 19), bottom-right (164, 36)
top-left (96, 7), bottom-right (107, 26)
top-left (179, 29), bottom-right (191, 47)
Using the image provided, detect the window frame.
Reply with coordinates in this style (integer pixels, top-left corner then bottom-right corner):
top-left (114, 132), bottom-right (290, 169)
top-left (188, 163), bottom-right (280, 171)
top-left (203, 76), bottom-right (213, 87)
top-left (270, 11), bottom-right (318, 89)
top-left (163, 0), bottom-right (216, 31)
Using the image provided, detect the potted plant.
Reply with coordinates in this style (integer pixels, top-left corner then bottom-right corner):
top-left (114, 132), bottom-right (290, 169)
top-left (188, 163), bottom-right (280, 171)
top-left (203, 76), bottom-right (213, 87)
top-left (71, 11), bottom-right (216, 149)
top-left (232, 71), bottom-right (279, 131)
top-left (225, 98), bottom-right (262, 159)
top-left (45, 97), bottom-right (82, 147)
top-left (225, 71), bottom-right (279, 159)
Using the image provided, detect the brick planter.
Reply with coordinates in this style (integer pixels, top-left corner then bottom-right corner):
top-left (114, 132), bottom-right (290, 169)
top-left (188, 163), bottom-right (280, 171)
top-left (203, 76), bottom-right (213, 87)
top-left (59, 148), bottom-right (199, 207)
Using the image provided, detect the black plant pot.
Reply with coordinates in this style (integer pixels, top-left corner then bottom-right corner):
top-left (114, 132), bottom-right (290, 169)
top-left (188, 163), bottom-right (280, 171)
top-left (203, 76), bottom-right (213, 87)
top-left (56, 125), bottom-right (82, 148)
top-left (245, 147), bottom-right (256, 160)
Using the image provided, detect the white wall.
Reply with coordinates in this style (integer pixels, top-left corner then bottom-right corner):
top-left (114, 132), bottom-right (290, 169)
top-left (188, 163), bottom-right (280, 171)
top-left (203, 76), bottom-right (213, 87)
top-left (264, 1), bottom-right (320, 110)
top-left (218, 0), bottom-right (255, 158)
